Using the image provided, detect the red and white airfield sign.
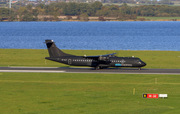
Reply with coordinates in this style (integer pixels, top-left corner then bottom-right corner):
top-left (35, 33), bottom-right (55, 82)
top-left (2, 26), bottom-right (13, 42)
top-left (143, 94), bottom-right (168, 99)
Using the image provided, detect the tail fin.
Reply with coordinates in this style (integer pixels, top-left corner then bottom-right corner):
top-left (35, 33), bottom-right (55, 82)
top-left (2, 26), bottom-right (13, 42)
top-left (45, 40), bottom-right (74, 57)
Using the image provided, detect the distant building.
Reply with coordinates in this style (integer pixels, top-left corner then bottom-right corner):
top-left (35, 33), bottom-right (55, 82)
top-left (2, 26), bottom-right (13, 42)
top-left (11, 0), bottom-right (17, 3)
top-left (95, 0), bottom-right (101, 2)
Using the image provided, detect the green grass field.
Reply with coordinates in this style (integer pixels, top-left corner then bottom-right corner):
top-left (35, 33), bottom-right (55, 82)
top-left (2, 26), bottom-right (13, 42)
top-left (0, 49), bottom-right (180, 113)
top-left (0, 49), bottom-right (180, 68)
top-left (138, 16), bottom-right (180, 20)
top-left (0, 73), bottom-right (180, 114)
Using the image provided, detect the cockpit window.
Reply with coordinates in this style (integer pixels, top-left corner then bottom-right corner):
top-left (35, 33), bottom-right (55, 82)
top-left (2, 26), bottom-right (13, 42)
top-left (136, 59), bottom-right (142, 62)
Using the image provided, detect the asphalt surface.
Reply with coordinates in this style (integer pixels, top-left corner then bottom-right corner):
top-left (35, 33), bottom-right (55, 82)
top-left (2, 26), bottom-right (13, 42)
top-left (0, 67), bottom-right (180, 74)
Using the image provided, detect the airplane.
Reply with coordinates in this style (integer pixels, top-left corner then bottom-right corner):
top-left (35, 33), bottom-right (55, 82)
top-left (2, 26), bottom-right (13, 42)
top-left (45, 40), bottom-right (146, 70)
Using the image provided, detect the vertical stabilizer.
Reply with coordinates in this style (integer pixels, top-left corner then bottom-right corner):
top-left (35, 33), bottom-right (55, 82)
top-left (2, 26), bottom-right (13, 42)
top-left (45, 40), bottom-right (74, 57)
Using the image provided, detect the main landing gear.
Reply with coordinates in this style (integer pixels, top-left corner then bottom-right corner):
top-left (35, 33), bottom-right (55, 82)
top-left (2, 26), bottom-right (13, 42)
top-left (94, 66), bottom-right (99, 70)
top-left (138, 67), bottom-right (141, 70)
top-left (94, 66), bottom-right (103, 70)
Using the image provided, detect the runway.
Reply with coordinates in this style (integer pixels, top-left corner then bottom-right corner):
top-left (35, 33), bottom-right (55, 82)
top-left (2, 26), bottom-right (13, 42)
top-left (0, 67), bottom-right (180, 74)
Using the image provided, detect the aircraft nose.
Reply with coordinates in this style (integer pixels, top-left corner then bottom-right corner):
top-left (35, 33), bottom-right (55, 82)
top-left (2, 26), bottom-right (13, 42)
top-left (142, 62), bottom-right (146, 67)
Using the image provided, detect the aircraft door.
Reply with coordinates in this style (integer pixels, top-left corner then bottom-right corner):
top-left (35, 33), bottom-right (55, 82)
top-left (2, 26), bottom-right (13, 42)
top-left (68, 59), bottom-right (71, 65)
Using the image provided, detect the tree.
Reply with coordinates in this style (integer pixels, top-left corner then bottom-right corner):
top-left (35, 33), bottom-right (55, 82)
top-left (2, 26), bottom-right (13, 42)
top-left (8, 9), bottom-right (17, 21)
top-left (53, 7), bottom-right (60, 21)
top-left (79, 13), bottom-right (89, 21)
top-left (91, 1), bottom-right (102, 10)
top-left (22, 11), bottom-right (33, 21)
top-left (99, 16), bottom-right (106, 21)
top-left (18, 7), bottom-right (27, 21)
top-left (58, 8), bottom-right (64, 16)
top-left (95, 8), bottom-right (110, 17)
top-left (78, 3), bottom-right (92, 15)
top-left (0, 16), bottom-right (2, 21)
top-left (172, 13), bottom-right (178, 17)
top-left (108, 5), bottom-right (119, 11)
top-left (32, 8), bottom-right (39, 17)
top-left (0, 8), bottom-right (10, 21)
top-left (26, 4), bottom-right (32, 11)
top-left (38, 4), bottom-right (45, 9)
top-left (91, 1), bottom-right (103, 15)
top-left (38, 7), bottom-right (45, 16)
top-left (63, 2), bottom-right (78, 15)
top-left (32, 8), bottom-right (39, 21)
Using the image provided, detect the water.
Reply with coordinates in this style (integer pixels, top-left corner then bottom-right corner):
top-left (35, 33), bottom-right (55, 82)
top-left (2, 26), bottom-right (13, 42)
top-left (0, 21), bottom-right (180, 51)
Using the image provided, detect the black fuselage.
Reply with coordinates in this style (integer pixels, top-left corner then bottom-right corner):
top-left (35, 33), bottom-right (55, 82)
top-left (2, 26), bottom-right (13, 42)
top-left (45, 39), bottom-right (146, 70)
top-left (45, 56), bottom-right (146, 68)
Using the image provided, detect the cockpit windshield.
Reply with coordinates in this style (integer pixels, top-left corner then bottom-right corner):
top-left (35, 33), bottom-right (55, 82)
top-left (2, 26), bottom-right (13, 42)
top-left (136, 59), bottom-right (142, 62)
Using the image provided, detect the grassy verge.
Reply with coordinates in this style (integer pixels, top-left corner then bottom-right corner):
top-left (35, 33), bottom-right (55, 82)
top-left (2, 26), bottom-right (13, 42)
top-left (0, 49), bottom-right (180, 69)
top-left (0, 72), bottom-right (180, 113)
top-left (137, 16), bottom-right (180, 20)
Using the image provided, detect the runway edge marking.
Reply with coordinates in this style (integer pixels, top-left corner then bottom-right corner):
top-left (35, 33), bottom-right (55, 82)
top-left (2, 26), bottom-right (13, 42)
top-left (0, 70), bottom-right (65, 73)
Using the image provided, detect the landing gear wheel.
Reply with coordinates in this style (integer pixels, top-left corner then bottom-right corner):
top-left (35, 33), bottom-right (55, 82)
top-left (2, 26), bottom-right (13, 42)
top-left (138, 67), bottom-right (141, 70)
top-left (95, 66), bottom-right (100, 70)
top-left (99, 66), bottom-right (103, 69)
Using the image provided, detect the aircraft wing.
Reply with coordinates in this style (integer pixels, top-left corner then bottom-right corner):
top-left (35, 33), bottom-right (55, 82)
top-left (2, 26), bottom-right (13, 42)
top-left (83, 53), bottom-right (116, 60)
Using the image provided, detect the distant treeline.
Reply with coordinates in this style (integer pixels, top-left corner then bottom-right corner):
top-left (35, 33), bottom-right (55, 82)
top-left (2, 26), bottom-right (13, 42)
top-left (1, 2), bottom-right (180, 21)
